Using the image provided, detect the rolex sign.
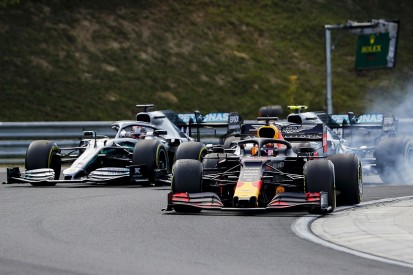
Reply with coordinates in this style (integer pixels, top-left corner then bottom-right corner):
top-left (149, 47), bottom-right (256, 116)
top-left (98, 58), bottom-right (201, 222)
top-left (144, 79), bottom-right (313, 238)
top-left (355, 32), bottom-right (395, 70)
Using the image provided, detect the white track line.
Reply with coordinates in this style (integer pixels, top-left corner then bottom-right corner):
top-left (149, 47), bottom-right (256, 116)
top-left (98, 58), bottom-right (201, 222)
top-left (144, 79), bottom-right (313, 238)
top-left (292, 196), bottom-right (413, 269)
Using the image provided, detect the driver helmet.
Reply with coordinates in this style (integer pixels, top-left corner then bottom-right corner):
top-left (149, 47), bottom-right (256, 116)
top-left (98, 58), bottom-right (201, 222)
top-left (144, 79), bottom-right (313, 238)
top-left (131, 126), bottom-right (146, 139)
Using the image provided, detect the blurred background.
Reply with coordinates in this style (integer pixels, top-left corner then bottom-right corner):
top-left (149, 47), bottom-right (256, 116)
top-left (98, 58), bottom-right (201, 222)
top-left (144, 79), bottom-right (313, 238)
top-left (1, 0), bottom-right (413, 121)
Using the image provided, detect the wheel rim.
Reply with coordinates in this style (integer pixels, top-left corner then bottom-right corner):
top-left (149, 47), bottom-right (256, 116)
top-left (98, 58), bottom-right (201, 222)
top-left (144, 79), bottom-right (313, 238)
top-left (157, 148), bottom-right (168, 170)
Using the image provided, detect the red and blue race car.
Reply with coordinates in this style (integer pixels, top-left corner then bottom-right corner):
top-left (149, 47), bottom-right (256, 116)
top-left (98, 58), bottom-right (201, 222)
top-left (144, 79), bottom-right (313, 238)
top-left (165, 121), bottom-right (362, 214)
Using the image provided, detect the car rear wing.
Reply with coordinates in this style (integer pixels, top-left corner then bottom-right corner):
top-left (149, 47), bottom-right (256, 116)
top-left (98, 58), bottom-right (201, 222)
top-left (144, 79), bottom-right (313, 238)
top-left (163, 110), bottom-right (242, 141)
top-left (241, 120), bottom-right (326, 140)
top-left (278, 123), bottom-right (326, 141)
top-left (241, 120), bottom-right (328, 153)
top-left (330, 113), bottom-right (398, 146)
top-left (279, 123), bottom-right (328, 154)
top-left (331, 113), bottom-right (397, 129)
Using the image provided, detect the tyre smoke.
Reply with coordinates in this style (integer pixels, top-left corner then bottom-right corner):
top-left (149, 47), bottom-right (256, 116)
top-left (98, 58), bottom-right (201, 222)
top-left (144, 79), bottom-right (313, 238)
top-left (365, 83), bottom-right (413, 185)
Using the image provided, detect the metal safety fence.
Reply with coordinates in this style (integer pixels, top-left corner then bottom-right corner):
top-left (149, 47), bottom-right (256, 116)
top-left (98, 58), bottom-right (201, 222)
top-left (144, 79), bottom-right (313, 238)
top-left (1, 119), bottom-right (413, 165)
top-left (0, 121), bottom-right (114, 164)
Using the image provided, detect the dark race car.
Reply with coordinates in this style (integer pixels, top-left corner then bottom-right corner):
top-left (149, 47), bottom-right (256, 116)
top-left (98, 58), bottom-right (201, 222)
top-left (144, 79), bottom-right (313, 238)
top-left (255, 105), bottom-right (412, 184)
top-left (165, 123), bottom-right (362, 214)
top-left (328, 112), bottom-right (413, 184)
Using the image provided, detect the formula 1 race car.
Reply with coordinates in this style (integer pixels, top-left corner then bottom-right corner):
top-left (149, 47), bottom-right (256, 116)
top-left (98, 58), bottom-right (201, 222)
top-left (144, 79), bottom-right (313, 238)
top-left (230, 106), bottom-right (344, 157)
top-left (256, 105), bottom-right (412, 184)
top-left (328, 112), bottom-right (413, 184)
top-left (4, 105), bottom-right (209, 186)
top-left (165, 122), bottom-right (363, 214)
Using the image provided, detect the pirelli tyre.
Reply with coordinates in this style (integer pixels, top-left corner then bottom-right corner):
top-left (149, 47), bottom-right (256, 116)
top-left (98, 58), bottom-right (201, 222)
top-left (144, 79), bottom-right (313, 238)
top-left (202, 153), bottom-right (222, 172)
top-left (223, 136), bottom-right (239, 149)
top-left (375, 137), bottom-right (413, 184)
top-left (133, 139), bottom-right (169, 185)
top-left (25, 140), bottom-right (61, 186)
top-left (258, 105), bottom-right (283, 117)
top-left (171, 159), bottom-right (203, 213)
top-left (328, 154), bottom-right (362, 206)
top-left (174, 142), bottom-right (207, 161)
top-left (304, 159), bottom-right (336, 214)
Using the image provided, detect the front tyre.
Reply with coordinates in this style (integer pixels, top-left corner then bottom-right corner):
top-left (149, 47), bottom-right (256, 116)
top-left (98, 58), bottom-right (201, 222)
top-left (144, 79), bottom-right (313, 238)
top-left (133, 139), bottom-right (169, 185)
top-left (174, 142), bottom-right (207, 161)
top-left (328, 154), bottom-right (362, 206)
top-left (305, 159), bottom-right (336, 214)
top-left (171, 159), bottom-right (203, 213)
top-left (375, 137), bottom-right (413, 184)
top-left (25, 140), bottom-right (61, 186)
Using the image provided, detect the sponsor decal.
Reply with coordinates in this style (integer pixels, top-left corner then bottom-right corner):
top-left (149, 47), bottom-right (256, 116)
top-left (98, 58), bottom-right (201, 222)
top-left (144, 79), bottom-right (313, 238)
top-left (361, 35), bottom-right (382, 53)
top-left (178, 113), bottom-right (229, 123)
top-left (357, 114), bottom-right (383, 124)
top-left (239, 166), bottom-right (262, 182)
top-left (284, 134), bottom-right (323, 139)
top-left (331, 114), bottom-right (349, 124)
top-left (271, 162), bottom-right (284, 169)
top-left (331, 114), bottom-right (384, 124)
top-left (228, 112), bottom-right (241, 130)
top-left (282, 124), bottom-right (318, 134)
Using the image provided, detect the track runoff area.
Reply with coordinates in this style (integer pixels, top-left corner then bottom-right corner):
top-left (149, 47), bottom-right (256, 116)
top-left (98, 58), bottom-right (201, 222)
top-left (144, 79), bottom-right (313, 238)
top-left (293, 196), bottom-right (413, 269)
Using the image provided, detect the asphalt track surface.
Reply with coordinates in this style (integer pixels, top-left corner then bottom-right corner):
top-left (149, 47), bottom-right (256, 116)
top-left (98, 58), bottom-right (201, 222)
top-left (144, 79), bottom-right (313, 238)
top-left (1, 171), bottom-right (413, 275)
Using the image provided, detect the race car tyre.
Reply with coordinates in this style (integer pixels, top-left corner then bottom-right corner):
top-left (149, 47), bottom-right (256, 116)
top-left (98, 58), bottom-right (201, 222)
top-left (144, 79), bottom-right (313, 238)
top-left (305, 159), bottom-right (336, 214)
top-left (174, 142), bottom-right (207, 161)
top-left (258, 105), bottom-right (283, 117)
top-left (171, 159), bottom-right (203, 213)
top-left (328, 154), bottom-right (362, 206)
top-left (223, 136), bottom-right (239, 149)
top-left (25, 140), bottom-right (61, 186)
top-left (291, 142), bottom-right (311, 154)
top-left (375, 137), bottom-right (413, 184)
top-left (133, 139), bottom-right (169, 185)
top-left (202, 153), bottom-right (222, 171)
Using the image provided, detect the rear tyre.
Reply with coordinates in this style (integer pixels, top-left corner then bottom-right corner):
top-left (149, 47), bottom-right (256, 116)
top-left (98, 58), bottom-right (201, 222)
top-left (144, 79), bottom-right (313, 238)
top-left (175, 142), bottom-right (207, 161)
top-left (133, 139), bottom-right (168, 185)
top-left (305, 159), bottom-right (336, 214)
top-left (202, 153), bottom-right (222, 172)
top-left (171, 159), bottom-right (203, 213)
top-left (25, 140), bottom-right (61, 186)
top-left (328, 154), bottom-right (362, 205)
top-left (223, 136), bottom-right (239, 149)
top-left (375, 137), bottom-right (413, 184)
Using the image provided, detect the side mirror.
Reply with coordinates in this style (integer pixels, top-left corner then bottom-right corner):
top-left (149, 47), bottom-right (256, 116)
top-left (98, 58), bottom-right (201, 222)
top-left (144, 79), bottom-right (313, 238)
top-left (83, 131), bottom-right (96, 139)
top-left (83, 131), bottom-right (97, 147)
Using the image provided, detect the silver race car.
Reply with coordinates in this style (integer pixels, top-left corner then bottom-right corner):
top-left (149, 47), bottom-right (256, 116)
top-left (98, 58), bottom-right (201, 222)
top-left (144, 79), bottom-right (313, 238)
top-left (5, 105), bottom-right (208, 186)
